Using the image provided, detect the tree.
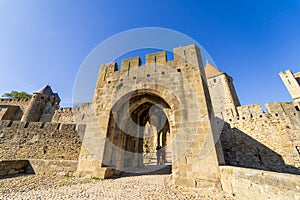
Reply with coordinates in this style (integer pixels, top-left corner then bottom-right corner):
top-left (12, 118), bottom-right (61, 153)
top-left (2, 91), bottom-right (32, 99)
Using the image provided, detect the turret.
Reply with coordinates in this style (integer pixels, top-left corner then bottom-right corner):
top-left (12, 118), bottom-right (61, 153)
top-left (21, 85), bottom-right (60, 122)
top-left (205, 62), bottom-right (240, 118)
top-left (279, 70), bottom-right (300, 103)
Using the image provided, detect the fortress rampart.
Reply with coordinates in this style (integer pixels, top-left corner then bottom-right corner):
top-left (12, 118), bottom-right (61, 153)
top-left (0, 98), bottom-right (31, 121)
top-left (0, 97), bottom-right (31, 105)
top-left (0, 120), bottom-right (85, 161)
top-left (52, 103), bottom-right (92, 124)
top-left (221, 102), bottom-right (300, 174)
top-left (0, 98), bottom-right (30, 115)
top-left (224, 102), bottom-right (299, 123)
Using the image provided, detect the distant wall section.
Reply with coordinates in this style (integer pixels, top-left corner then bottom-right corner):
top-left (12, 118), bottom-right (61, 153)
top-left (52, 103), bottom-right (92, 124)
top-left (0, 120), bottom-right (85, 161)
top-left (0, 98), bottom-right (30, 121)
top-left (221, 102), bottom-right (300, 174)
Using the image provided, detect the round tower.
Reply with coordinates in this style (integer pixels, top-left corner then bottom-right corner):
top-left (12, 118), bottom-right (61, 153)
top-left (21, 85), bottom-right (60, 122)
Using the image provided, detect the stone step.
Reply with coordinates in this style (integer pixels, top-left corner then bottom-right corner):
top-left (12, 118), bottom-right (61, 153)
top-left (122, 165), bottom-right (172, 176)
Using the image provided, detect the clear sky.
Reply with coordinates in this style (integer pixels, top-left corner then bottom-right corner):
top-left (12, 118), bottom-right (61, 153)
top-left (0, 0), bottom-right (299, 108)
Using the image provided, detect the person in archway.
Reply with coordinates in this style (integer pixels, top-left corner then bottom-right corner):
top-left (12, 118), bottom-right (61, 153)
top-left (161, 147), bottom-right (166, 165)
top-left (156, 146), bottom-right (162, 165)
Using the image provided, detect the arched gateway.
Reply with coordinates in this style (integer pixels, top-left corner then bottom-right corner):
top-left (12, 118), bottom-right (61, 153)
top-left (75, 44), bottom-right (225, 188)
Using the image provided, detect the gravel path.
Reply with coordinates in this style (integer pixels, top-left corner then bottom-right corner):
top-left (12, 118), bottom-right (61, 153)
top-left (0, 174), bottom-right (234, 200)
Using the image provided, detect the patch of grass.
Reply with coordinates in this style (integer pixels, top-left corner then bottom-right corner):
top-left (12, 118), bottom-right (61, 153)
top-left (91, 177), bottom-right (102, 181)
top-left (63, 175), bottom-right (72, 180)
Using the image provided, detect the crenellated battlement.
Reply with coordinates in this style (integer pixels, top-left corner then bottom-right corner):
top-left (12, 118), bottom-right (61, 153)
top-left (146, 51), bottom-right (167, 64)
top-left (52, 103), bottom-right (92, 124)
top-left (55, 103), bottom-right (92, 114)
top-left (120, 56), bottom-right (142, 74)
top-left (99, 50), bottom-right (169, 78)
top-left (98, 44), bottom-right (203, 82)
top-left (56, 107), bottom-right (73, 113)
top-left (0, 120), bottom-right (85, 132)
top-left (224, 102), bottom-right (300, 124)
top-left (0, 98), bottom-right (31, 107)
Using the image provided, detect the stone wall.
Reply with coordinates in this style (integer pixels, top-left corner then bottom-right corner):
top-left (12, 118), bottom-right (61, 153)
top-left (0, 98), bottom-right (30, 112)
top-left (0, 120), bottom-right (84, 161)
top-left (0, 98), bottom-right (30, 120)
top-left (0, 107), bottom-right (8, 119)
top-left (220, 166), bottom-right (300, 200)
top-left (0, 105), bottom-right (23, 121)
top-left (52, 103), bottom-right (92, 124)
top-left (221, 102), bottom-right (300, 174)
top-left (52, 107), bottom-right (73, 123)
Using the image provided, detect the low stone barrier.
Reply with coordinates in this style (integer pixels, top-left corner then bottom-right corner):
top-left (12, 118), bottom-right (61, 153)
top-left (0, 160), bottom-right (30, 176)
top-left (0, 159), bottom-right (78, 177)
top-left (29, 159), bottom-right (78, 176)
top-left (220, 166), bottom-right (300, 200)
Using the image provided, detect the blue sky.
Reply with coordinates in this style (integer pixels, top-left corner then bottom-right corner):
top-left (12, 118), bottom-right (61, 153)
top-left (0, 1), bottom-right (299, 108)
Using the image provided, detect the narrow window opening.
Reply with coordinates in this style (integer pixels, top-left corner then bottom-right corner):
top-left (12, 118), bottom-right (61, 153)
top-left (7, 121), bottom-right (13, 127)
top-left (177, 68), bottom-right (181, 72)
top-left (183, 50), bottom-right (188, 66)
top-left (24, 122), bottom-right (29, 128)
top-left (127, 62), bottom-right (131, 76)
top-left (154, 56), bottom-right (157, 72)
top-left (296, 146), bottom-right (300, 156)
top-left (286, 76), bottom-right (291, 85)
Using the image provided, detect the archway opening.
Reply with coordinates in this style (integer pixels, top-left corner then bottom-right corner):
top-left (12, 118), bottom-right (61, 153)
top-left (102, 91), bottom-right (172, 174)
